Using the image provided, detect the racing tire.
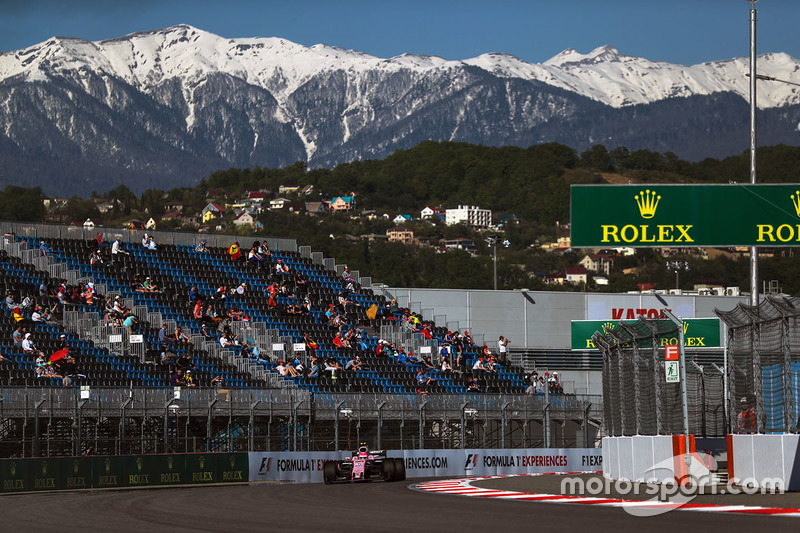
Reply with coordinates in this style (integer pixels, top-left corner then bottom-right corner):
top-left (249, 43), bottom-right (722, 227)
top-left (382, 458), bottom-right (396, 482)
top-left (393, 458), bottom-right (406, 481)
top-left (323, 461), bottom-right (337, 484)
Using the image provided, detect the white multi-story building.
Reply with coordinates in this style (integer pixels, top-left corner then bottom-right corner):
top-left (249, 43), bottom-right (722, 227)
top-left (444, 205), bottom-right (491, 229)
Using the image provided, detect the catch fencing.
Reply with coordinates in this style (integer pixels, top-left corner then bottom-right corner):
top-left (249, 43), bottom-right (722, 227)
top-left (717, 296), bottom-right (800, 434)
top-left (0, 387), bottom-right (602, 458)
top-left (593, 317), bottom-right (725, 437)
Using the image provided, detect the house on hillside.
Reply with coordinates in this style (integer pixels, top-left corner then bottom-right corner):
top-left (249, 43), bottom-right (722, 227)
top-left (387, 226), bottom-right (414, 244)
top-left (565, 267), bottom-right (588, 285)
top-left (83, 218), bottom-right (96, 229)
top-left (442, 238), bottom-right (476, 253)
top-left (145, 218), bottom-right (158, 230)
top-left (420, 206), bottom-right (446, 221)
top-left (233, 211), bottom-right (256, 228)
top-left (278, 185), bottom-right (300, 195)
top-left (392, 214), bottom-right (412, 225)
top-left (305, 201), bottom-right (329, 216)
top-left (269, 197), bottom-right (291, 210)
top-left (445, 205), bottom-right (491, 229)
top-left (545, 273), bottom-right (566, 285)
top-left (201, 203), bottom-right (224, 224)
top-left (329, 196), bottom-right (356, 211)
top-left (579, 253), bottom-right (614, 276)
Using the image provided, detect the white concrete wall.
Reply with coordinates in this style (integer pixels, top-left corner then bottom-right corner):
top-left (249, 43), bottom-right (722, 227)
top-left (730, 434), bottom-right (800, 491)
top-left (602, 436), bottom-right (676, 483)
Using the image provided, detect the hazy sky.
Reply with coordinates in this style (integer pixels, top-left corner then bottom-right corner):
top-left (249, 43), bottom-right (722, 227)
top-left (0, 0), bottom-right (796, 65)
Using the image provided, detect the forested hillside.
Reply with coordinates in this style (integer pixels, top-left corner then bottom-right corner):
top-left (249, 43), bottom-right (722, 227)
top-left (4, 141), bottom-right (800, 293)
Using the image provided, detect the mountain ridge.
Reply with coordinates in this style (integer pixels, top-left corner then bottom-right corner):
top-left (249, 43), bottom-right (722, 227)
top-left (0, 24), bottom-right (799, 195)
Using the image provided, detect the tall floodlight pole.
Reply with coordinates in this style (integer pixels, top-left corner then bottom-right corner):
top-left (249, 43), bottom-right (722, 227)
top-left (748, 0), bottom-right (759, 308)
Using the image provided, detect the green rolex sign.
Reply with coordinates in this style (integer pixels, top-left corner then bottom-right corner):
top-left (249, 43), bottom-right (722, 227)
top-left (571, 318), bottom-right (721, 350)
top-left (571, 184), bottom-right (800, 247)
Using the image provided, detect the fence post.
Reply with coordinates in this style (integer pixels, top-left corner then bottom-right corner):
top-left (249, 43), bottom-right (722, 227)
top-left (120, 397), bottom-right (132, 455)
top-left (583, 402), bottom-right (592, 448)
top-left (293, 399), bottom-right (303, 451)
top-left (418, 401), bottom-right (428, 450)
top-left (377, 401), bottom-right (386, 450)
top-left (206, 398), bottom-right (217, 452)
top-left (334, 400), bottom-right (345, 451)
top-left (500, 402), bottom-right (510, 448)
top-left (33, 399), bottom-right (45, 457)
top-left (249, 400), bottom-right (261, 452)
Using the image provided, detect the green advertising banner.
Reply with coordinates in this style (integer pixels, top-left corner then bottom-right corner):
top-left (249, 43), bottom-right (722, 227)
top-left (91, 455), bottom-right (128, 489)
top-left (0, 453), bottom-right (251, 493)
top-left (570, 184), bottom-right (800, 247)
top-left (571, 318), bottom-right (722, 350)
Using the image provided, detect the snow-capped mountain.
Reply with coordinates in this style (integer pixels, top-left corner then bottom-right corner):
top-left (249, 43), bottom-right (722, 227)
top-left (0, 24), bottom-right (798, 195)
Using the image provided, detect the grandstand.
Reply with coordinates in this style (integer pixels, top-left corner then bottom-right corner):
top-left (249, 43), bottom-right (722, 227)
top-left (0, 223), bottom-right (600, 456)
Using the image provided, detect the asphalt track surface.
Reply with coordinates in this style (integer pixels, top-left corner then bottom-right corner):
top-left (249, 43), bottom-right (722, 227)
top-left (3, 476), bottom-right (798, 532)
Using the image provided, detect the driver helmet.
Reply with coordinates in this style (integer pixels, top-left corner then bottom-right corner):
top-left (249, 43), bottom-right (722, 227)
top-left (358, 446), bottom-right (369, 457)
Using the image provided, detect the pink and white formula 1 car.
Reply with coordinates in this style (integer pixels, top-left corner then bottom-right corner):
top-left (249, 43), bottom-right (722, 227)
top-left (323, 445), bottom-right (406, 484)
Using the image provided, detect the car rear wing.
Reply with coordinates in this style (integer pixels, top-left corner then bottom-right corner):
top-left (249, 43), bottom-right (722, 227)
top-left (351, 449), bottom-right (386, 457)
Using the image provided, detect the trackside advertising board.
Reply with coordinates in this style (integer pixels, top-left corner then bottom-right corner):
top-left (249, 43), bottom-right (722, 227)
top-left (248, 448), bottom-right (602, 483)
top-left (571, 318), bottom-right (721, 350)
top-left (571, 184), bottom-right (800, 247)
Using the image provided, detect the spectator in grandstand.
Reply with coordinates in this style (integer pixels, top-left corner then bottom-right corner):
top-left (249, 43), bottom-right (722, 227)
top-left (12, 306), bottom-right (32, 325)
top-left (38, 280), bottom-right (50, 300)
top-left (463, 330), bottom-right (474, 346)
top-left (173, 326), bottom-right (191, 347)
top-left (324, 357), bottom-right (342, 379)
top-left (22, 333), bottom-right (42, 357)
top-left (247, 243), bottom-right (266, 268)
top-left (200, 324), bottom-right (213, 339)
top-left (548, 372), bottom-right (562, 394)
top-left (294, 273), bottom-right (309, 298)
top-left (176, 354), bottom-right (195, 372)
top-left (95, 232), bottom-right (105, 248)
top-left (213, 285), bottom-right (227, 300)
top-left (5, 291), bottom-right (15, 309)
top-left (122, 313), bottom-right (139, 335)
top-left (256, 241), bottom-right (272, 258)
top-left (57, 334), bottom-right (70, 351)
top-left (441, 357), bottom-right (453, 374)
top-left (139, 277), bottom-right (159, 293)
top-left (416, 368), bottom-right (435, 393)
top-left (234, 283), bottom-right (247, 296)
top-left (188, 286), bottom-right (200, 302)
top-left (12, 325), bottom-right (26, 347)
top-left (275, 258), bottom-right (290, 275)
top-left (157, 324), bottom-right (168, 347)
top-left (525, 383), bottom-right (536, 395)
top-left (195, 239), bottom-right (209, 253)
top-left (219, 332), bottom-right (233, 347)
top-left (211, 375), bottom-right (225, 388)
top-left (303, 333), bottom-right (319, 355)
top-left (170, 369), bottom-right (183, 386)
top-left (144, 235), bottom-right (157, 250)
top-left (39, 241), bottom-right (50, 256)
top-left (467, 378), bottom-right (481, 392)
top-left (102, 297), bottom-right (116, 326)
top-left (31, 305), bottom-right (54, 324)
top-left (498, 336), bottom-right (509, 366)
top-left (228, 241), bottom-right (241, 261)
top-left (472, 357), bottom-right (487, 374)
top-left (193, 299), bottom-right (204, 326)
top-left (536, 376), bottom-right (545, 394)
top-left (307, 359), bottom-right (321, 379)
top-left (345, 355), bottom-right (364, 372)
top-left (111, 237), bottom-right (129, 258)
top-left (112, 296), bottom-right (129, 319)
